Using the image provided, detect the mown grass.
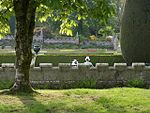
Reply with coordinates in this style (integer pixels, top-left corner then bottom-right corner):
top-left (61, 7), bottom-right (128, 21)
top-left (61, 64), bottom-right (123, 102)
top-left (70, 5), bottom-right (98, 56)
top-left (0, 88), bottom-right (149, 113)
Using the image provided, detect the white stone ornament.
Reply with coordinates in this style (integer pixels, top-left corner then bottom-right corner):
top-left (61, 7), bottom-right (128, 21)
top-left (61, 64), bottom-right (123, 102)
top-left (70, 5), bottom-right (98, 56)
top-left (84, 56), bottom-right (93, 67)
top-left (71, 59), bottom-right (79, 67)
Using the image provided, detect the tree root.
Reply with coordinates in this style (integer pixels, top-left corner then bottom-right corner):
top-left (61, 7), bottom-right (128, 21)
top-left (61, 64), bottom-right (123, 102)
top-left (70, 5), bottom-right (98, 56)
top-left (0, 83), bottom-right (38, 95)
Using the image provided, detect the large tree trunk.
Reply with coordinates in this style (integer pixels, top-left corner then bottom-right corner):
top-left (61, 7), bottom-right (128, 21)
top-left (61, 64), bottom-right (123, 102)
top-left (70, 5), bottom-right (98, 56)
top-left (121, 0), bottom-right (150, 64)
top-left (10, 0), bottom-right (36, 93)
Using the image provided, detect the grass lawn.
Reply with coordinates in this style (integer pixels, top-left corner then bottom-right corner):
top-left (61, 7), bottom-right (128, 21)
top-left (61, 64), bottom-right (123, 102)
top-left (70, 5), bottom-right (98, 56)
top-left (0, 49), bottom-right (121, 55)
top-left (0, 88), bottom-right (149, 113)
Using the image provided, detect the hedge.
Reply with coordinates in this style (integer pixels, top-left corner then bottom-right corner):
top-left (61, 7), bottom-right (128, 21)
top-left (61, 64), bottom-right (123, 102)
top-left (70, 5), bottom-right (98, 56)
top-left (0, 53), bottom-right (125, 66)
top-left (36, 54), bottom-right (124, 66)
top-left (0, 54), bottom-right (16, 64)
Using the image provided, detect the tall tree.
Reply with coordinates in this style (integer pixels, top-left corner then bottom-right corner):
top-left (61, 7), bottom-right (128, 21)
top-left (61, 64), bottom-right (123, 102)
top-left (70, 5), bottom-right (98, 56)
top-left (10, 0), bottom-right (36, 92)
top-left (121, 0), bottom-right (150, 64)
top-left (0, 0), bottom-right (114, 93)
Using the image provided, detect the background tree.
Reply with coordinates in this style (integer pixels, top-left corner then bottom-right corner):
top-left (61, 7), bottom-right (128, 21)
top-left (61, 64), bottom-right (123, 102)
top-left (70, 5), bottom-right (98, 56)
top-left (9, 16), bottom-right (16, 35)
top-left (121, 0), bottom-right (150, 64)
top-left (0, 0), bottom-right (12, 38)
top-left (0, 0), bottom-right (114, 93)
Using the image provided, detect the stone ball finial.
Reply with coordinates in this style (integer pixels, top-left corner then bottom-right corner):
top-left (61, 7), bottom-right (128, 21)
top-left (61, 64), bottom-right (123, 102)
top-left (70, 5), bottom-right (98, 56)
top-left (85, 56), bottom-right (90, 62)
top-left (71, 59), bottom-right (79, 66)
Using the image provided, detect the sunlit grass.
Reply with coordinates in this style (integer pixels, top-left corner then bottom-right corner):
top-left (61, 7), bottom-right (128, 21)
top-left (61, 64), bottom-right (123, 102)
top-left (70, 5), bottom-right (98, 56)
top-left (0, 88), bottom-right (149, 113)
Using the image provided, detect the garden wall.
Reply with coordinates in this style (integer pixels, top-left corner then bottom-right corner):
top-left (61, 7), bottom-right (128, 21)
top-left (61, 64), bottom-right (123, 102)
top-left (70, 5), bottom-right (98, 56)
top-left (0, 63), bottom-right (150, 89)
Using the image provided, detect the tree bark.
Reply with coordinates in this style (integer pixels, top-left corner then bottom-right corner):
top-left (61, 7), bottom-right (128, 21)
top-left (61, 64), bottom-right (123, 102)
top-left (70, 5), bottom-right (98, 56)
top-left (10, 0), bottom-right (36, 93)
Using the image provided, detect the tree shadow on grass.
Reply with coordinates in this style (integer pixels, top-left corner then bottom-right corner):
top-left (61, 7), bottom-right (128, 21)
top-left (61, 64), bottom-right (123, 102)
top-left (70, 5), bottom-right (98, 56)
top-left (15, 92), bottom-right (68, 113)
top-left (0, 89), bottom-right (85, 113)
top-left (0, 91), bottom-right (57, 113)
top-left (15, 93), bottom-right (48, 113)
top-left (0, 90), bottom-right (127, 113)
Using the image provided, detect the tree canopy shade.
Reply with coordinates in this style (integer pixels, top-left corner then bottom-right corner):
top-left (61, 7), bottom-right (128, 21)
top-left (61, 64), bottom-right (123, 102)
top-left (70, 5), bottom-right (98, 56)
top-left (0, 0), bottom-right (115, 37)
top-left (0, 0), bottom-right (115, 93)
top-left (0, 0), bottom-right (13, 38)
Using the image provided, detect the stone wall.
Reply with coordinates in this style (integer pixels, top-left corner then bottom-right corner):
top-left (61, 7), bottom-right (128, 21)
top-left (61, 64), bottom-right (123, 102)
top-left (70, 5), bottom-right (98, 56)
top-left (0, 63), bottom-right (150, 88)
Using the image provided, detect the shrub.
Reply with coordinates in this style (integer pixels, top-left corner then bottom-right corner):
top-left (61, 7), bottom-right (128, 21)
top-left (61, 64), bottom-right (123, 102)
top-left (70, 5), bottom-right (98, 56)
top-left (36, 54), bottom-right (124, 66)
top-left (127, 79), bottom-right (146, 88)
top-left (0, 81), bottom-right (14, 90)
top-left (0, 53), bottom-right (125, 67)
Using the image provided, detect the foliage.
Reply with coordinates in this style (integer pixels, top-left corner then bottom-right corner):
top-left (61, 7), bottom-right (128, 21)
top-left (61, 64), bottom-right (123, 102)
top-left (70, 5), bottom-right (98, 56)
top-left (32, 80), bottom-right (97, 89)
top-left (29, 0), bottom-right (115, 36)
top-left (0, 54), bottom-right (15, 64)
top-left (121, 0), bottom-right (150, 63)
top-left (0, 79), bottom-right (149, 90)
top-left (0, 0), bottom-right (116, 37)
top-left (35, 0), bottom-right (122, 38)
top-left (74, 80), bottom-right (97, 88)
top-left (127, 79), bottom-right (146, 88)
top-left (42, 44), bottom-right (79, 49)
top-left (35, 54), bottom-right (124, 66)
top-left (8, 16), bottom-right (16, 34)
top-left (0, 53), bottom-right (124, 66)
top-left (0, 81), bottom-right (14, 90)
top-left (0, 88), bottom-right (150, 113)
top-left (0, 0), bottom-right (13, 38)
top-left (99, 26), bottom-right (115, 36)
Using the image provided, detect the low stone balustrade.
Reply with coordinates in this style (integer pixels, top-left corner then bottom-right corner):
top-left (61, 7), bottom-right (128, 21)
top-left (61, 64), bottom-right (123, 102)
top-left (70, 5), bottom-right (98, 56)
top-left (0, 63), bottom-right (150, 88)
